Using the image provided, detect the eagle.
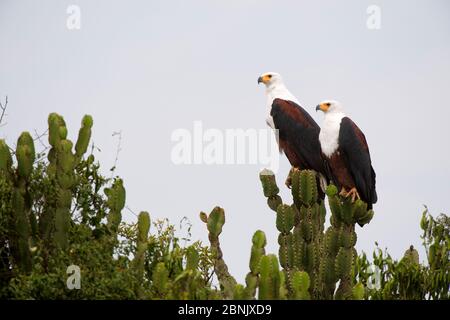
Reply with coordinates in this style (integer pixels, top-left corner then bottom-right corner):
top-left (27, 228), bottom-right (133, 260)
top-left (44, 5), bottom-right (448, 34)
top-left (316, 100), bottom-right (377, 209)
top-left (258, 72), bottom-right (327, 191)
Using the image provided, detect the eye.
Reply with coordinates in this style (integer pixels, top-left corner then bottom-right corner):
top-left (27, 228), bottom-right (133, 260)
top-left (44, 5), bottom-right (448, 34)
top-left (267, 74), bottom-right (272, 79)
top-left (326, 103), bottom-right (331, 106)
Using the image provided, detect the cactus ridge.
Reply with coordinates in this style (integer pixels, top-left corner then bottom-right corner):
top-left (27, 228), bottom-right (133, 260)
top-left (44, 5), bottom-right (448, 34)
top-left (258, 167), bottom-right (375, 299)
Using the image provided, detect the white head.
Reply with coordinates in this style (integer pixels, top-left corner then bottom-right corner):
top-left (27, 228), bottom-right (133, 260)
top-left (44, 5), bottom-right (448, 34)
top-left (257, 71), bottom-right (300, 123)
top-left (257, 72), bottom-right (285, 89)
top-left (315, 100), bottom-right (345, 115)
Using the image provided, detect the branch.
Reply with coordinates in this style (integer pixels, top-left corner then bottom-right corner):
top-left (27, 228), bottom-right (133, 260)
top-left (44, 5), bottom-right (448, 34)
top-left (110, 130), bottom-right (122, 178)
top-left (33, 128), bottom-right (50, 156)
top-left (0, 96), bottom-right (8, 127)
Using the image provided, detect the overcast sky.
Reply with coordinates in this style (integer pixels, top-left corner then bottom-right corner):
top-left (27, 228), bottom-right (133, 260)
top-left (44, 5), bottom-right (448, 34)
top-left (1, 0), bottom-right (449, 283)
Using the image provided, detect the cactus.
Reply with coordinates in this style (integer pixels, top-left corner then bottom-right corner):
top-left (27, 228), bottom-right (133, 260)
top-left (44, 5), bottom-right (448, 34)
top-left (275, 204), bottom-right (296, 294)
top-left (323, 184), bottom-right (374, 299)
top-left (260, 168), bottom-right (374, 299)
top-left (259, 169), bottom-right (282, 211)
top-left (258, 254), bottom-right (281, 300)
top-left (132, 211), bottom-right (150, 298)
top-left (206, 206), bottom-right (225, 238)
top-left (233, 284), bottom-right (247, 300)
top-left (74, 115), bottom-right (93, 162)
top-left (290, 169), bottom-right (325, 297)
top-left (200, 207), bottom-right (237, 299)
top-left (48, 114), bottom-right (73, 249)
top-left (291, 271), bottom-right (311, 300)
top-left (105, 178), bottom-right (126, 234)
top-left (352, 282), bottom-right (365, 300)
top-left (16, 132), bottom-right (35, 178)
top-left (244, 230), bottom-right (266, 299)
top-left (40, 113), bottom-right (93, 250)
top-left (0, 140), bottom-right (13, 175)
top-left (133, 212), bottom-right (150, 271)
top-left (7, 133), bottom-right (36, 272)
top-left (152, 262), bottom-right (169, 297)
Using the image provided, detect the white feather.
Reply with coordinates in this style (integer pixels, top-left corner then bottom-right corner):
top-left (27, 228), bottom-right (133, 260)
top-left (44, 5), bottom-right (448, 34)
top-left (318, 100), bottom-right (346, 157)
top-left (262, 73), bottom-right (300, 129)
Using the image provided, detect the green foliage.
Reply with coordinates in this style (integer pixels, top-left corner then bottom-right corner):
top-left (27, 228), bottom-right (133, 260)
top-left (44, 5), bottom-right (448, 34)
top-left (0, 114), bottom-right (218, 299)
top-left (354, 208), bottom-right (449, 300)
top-left (1, 113), bottom-right (448, 300)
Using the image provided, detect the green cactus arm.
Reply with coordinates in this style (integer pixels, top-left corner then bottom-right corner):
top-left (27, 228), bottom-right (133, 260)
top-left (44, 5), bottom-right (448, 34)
top-left (249, 230), bottom-right (266, 273)
top-left (259, 169), bottom-right (283, 212)
top-left (106, 178), bottom-right (126, 233)
top-left (276, 204), bottom-right (295, 234)
top-left (137, 211), bottom-right (150, 243)
top-left (258, 254), bottom-right (281, 300)
top-left (259, 169), bottom-right (279, 198)
top-left (244, 230), bottom-right (267, 299)
top-left (232, 284), bottom-right (247, 300)
top-left (16, 132), bottom-right (35, 179)
top-left (48, 113), bottom-right (66, 147)
top-left (291, 271), bottom-right (311, 300)
top-left (352, 282), bottom-right (365, 300)
top-left (75, 115), bottom-right (93, 160)
top-left (201, 207), bottom-right (237, 299)
top-left (11, 189), bottom-right (32, 272)
top-left (0, 139), bottom-right (13, 172)
top-left (206, 206), bottom-right (225, 238)
top-left (299, 170), bottom-right (318, 206)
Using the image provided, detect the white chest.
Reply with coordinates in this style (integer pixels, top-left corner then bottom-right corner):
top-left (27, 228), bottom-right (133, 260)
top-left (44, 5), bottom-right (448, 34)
top-left (319, 114), bottom-right (345, 157)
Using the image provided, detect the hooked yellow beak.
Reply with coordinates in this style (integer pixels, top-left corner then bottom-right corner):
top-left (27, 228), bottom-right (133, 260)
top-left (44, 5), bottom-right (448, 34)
top-left (257, 74), bottom-right (271, 85)
top-left (316, 103), bottom-right (330, 112)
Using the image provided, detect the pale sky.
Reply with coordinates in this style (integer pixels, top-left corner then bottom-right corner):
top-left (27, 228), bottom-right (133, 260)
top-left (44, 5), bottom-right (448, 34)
top-left (1, 0), bottom-right (449, 283)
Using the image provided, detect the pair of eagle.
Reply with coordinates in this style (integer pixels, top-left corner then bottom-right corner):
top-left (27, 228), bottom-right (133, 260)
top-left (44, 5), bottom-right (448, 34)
top-left (258, 72), bottom-right (377, 209)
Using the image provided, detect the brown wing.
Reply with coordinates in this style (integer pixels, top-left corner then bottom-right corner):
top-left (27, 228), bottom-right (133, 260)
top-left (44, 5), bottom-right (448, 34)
top-left (338, 117), bottom-right (377, 208)
top-left (270, 98), bottom-right (326, 175)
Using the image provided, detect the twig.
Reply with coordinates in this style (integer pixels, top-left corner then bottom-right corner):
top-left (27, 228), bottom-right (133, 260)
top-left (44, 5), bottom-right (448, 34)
top-left (33, 128), bottom-right (49, 152)
top-left (0, 96), bottom-right (8, 127)
top-left (110, 131), bottom-right (122, 178)
top-left (125, 205), bottom-right (139, 218)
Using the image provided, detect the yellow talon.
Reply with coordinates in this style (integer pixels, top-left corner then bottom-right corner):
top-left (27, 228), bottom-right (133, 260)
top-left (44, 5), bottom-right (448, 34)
top-left (346, 187), bottom-right (361, 202)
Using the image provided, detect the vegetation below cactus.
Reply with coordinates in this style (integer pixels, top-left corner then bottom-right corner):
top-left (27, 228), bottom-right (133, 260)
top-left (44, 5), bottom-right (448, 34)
top-left (0, 114), bottom-right (448, 299)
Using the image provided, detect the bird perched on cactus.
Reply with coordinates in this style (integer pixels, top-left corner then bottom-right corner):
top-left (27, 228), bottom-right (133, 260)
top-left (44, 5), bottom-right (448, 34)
top-left (316, 100), bottom-right (377, 209)
top-left (257, 72), bottom-right (328, 192)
